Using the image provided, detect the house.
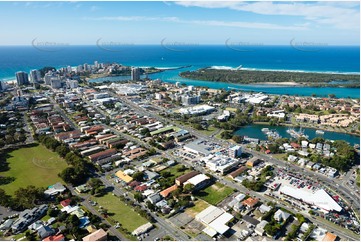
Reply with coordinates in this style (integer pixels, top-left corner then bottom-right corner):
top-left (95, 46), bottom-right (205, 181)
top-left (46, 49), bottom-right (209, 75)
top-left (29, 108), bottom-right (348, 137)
top-left (259, 204), bottom-right (272, 214)
top-left (242, 215), bottom-right (260, 227)
top-left (42, 234), bottom-right (65, 241)
top-left (306, 162), bottom-right (315, 169)
top-left (255, 220), bottom-right (268, 236)
top-left (273, 209), bottom-right (291, 222)
top-left (242, 197), bottom-right (259, 209)
top-left (28, 220), bottom-right (44, 231)
top-left (0, 218), bottom-right (14, 231)
top-left (44, 182), bottom-right (66, 196)
top-left (75, 184), bottom-right (90, 193)
top-left (144, 170), bottom-right (160, 180)
top-left (134, 185), bottom-right (148, 192)
top-left (160, 185), bottom-right (178, 198)
top-left (12, 205), bottom-right (48, 233)
top-left (60, 199), bottom-right (71, 208)
top-left (37, 225), bottom-right (55, 240)
top-left (86, 225), bottom-right (98, 233)
top-left (115, 170), bottom-right (134, 184)
top-left (82, 229), bottom-right (108, 241)
top-left (288, 155), bottom-right (298, 162)
top-left (175, 171), bottom-right (199, 186)
top-left (147, 193), bottom-right (162, 205)
top-left (322, 232), bottom-right (337, 241)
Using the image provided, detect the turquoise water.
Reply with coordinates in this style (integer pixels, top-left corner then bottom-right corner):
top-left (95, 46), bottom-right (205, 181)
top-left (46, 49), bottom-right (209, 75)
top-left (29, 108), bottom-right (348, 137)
top-left (90, 67), bottom-right (360, 98)
top-left (235, 124), bottom-right (360, 145)
top-left (1, 45), bottom-right (359, 98)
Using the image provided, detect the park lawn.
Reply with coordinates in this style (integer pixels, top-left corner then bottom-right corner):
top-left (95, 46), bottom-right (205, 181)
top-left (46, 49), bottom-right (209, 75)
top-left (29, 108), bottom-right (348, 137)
top-left (195, 182), bottom-right (234, 205)
top-left (198, 126), bottom-right (219, 136)
top-left (0, 144), bottom-right (68, 195)
top-left (185, 199), bottom-right (210, 217)
top-left (92, 193), bottom-right (148, 232)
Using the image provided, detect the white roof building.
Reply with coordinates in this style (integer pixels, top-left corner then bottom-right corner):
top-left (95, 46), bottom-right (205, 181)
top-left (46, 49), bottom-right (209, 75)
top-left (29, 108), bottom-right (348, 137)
top-left (196, 206), bottom-right (234, 237)
top-left (280, 186), bottom-right (342, 212)
top-left (184, 174), bottom-right (210, 187)
top-left (274, 209), bottom-right (291, 222)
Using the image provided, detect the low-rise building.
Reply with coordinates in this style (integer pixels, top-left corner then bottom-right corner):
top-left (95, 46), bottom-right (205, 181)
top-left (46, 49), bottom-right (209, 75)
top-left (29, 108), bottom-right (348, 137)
top-left (82, 229), bottom-right (108, 241)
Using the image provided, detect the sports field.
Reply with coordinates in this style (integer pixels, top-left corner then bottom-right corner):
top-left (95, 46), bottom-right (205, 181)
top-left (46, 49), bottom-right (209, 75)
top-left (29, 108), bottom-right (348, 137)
top-left (0, 144), bottom-right (68, 195)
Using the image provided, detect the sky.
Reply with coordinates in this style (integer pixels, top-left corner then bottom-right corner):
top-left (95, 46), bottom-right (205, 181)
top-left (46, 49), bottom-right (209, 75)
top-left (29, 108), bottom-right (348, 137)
top-left (0, 1), bottom-right (359, 46)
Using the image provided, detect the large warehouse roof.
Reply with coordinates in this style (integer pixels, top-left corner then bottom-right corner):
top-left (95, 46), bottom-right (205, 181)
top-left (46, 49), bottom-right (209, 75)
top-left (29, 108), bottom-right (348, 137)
top-left (280, 186), bottom-right (342, 212)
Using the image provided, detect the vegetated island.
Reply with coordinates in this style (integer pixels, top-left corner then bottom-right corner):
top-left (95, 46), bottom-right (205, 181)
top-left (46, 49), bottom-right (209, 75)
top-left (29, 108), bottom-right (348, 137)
top-left (179, 68), bottom-right (360, 88)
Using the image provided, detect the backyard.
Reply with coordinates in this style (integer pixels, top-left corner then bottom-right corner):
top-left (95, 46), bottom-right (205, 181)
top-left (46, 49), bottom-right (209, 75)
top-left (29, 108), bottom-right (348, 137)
top-left (0, 144), bottom-right (68, 195)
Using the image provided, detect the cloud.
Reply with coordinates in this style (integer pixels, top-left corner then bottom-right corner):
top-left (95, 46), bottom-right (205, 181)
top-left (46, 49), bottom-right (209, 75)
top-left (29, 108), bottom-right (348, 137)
top-left (85, 15), bottom-right (308, 31)
top-left (174, 1), bottom-right (360, 29)
top-left (90, 6), bottom-right (100, 12)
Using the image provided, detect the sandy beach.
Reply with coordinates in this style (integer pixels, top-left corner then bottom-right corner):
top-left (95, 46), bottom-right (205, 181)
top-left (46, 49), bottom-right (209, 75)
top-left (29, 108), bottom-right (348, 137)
top-left (255, 81), bottom-right (300, 86)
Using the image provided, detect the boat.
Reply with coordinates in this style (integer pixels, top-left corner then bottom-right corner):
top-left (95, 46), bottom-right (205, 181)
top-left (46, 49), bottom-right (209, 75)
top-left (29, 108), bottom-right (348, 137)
top-left (266, 130), bottom-right (281, 139)
top-left (287, 127), bottom-right (309, 139)
top-left (316, 130), bottom-right (325, 135)
top-left (262, 128), bottom-right (270, 133)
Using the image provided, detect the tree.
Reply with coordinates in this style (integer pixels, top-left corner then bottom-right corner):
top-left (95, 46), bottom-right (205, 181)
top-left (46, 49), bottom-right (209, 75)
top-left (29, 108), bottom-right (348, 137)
top-left (134, 192), bottom-right (144, 203)
top-left (132, 172), bottom-right (145, 182)
top-left (232, 135), bottom-right (243, 143)
top-left (48, 207), bottom-right (60, 217)
top-left (220, 131), bottom-right (232, 139)
top-left (161, 171), bottom-right (172, 178)
top-left (183, 184), bottom-right (194, 194)
top-left (14, 185), bottom-right (45, 209)
top-left (146, 201), bottom-right (156, 211)
top-left (0, 188), bottom-right (13, 207)
top-left (56, 145), bottom-right (70, 158)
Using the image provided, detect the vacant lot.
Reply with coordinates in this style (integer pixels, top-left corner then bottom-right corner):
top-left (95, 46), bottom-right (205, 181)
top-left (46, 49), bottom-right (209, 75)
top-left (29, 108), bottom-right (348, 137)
top-left (92, 193), bottom-right (148, 232)
top-left (185, 199), bottom-right (209, 217)
top-left (161, 164), bottom-right (191, 180)
top-left (0, 144), bottom-right (68, 195)
top-left (195, 182), bottom-right (234, 205)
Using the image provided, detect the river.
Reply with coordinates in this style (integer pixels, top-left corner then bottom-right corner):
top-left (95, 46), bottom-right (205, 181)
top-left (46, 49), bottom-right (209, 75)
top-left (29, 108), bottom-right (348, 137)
top-left (234, 124), bottom-right (360, 146)
top-left (89, 67), bottom-right (360, 98)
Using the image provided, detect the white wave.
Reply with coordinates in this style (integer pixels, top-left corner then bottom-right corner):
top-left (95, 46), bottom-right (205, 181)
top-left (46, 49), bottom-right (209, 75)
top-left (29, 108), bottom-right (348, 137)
top-left (209, 66), bottom-right (236, 70)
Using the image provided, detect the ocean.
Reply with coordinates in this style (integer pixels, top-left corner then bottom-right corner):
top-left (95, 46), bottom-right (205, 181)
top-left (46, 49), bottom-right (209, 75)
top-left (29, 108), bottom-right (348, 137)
top-left (1, 45), bottom-right (360, 97)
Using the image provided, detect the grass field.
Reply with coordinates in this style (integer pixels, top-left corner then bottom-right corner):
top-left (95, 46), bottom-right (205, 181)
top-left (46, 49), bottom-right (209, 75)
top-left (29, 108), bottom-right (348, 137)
top-left (198, 126), bottom-right (219, 136)
top-left (0, 144), bottom-right (68, 195)
top-left (161, 164), bottom-right (191, 180)
top-left (92, 193), bottom-right (148, 232)
top-left (195, 182), bottom-right (234, 205)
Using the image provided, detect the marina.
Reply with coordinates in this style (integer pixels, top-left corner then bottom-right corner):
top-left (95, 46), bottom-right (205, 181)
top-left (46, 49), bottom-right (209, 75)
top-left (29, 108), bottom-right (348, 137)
top-left (235, 124), bottom-right (360, 146)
